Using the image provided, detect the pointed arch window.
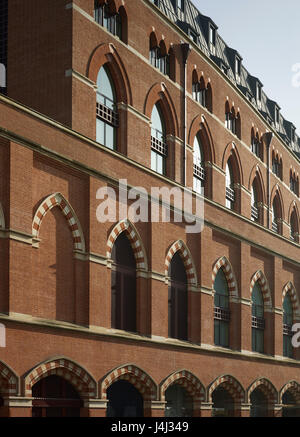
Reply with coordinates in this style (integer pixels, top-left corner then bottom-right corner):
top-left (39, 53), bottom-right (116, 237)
top-left (290, 210), bottom-right (299, 242)
top-left (111, 233), bottom-right (137, 333)
top-left (225, 160), bottom-right (235, 210)
top-left (192, 76), bottom-right (212, 111)
top-left (272, 154), bottom-right (282, 179)
top-left (283, 294), bottom-right (293, 358)
top-left (251, 182), bottom-right (259, 222)
top-left (151, 103), bottom-right (167, 175)
top-left (94, 1), bottom-right (123, 40)
top-left (225, 108), bottom-right (236, 135)
top-left (193, 134), bottom-right (205, 195)
top-left (290, 172), bottom-right (299, 196)
top-left (149, 37), bottom-right (171, 77)
top-left (96, 65), bottom-right (118, 150)
top-left (168, 252), bottom-right (188, 341)
top-left (252, 283), bottom-right (264, 353)
top-left (272, 196), bottom-right (281, 234)
top-left (251, 135), bottom-right (261, 159)
top-left (214, 269), bottom-right (230, 348)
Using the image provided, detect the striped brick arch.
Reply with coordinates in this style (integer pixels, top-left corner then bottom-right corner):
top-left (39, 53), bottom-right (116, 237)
top-left (0, 202), bottom-right (5, 229)
top-left (165, 240), bottom-right (197, 286)
top-left (247, 378), bottom-right (278, 404)
top-left (32, 193), bottom-right (85, 252)
top-left (0, 361), bottom-right (18, 396)
top-left (101, 365), bottom-right (157, 401)
top-left (280, 381), bottom-right (300, 404)
top-left (160, 370), bottom-right (205, 402)
top-left (282, 282), bottom-right (300, 319)
top-left (25, 358), bottom-right (97, 399)
top-left (208, 375), bottom-right (245, 403)
top-left (212, 256), bottom-right (238, 298)
top-left (250, 270), bottom-right (272, 308)
top-left (106, 219), bottom-right (148, 271)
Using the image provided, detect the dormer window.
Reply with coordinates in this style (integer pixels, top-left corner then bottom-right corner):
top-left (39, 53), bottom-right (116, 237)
top-left (189, 29), bottom-right (198, 44)
top-left (235, 56), bottom-right (241, 83)
top-left (256, 83), bottom-right (262, 109)
top-left (275, 106), bottom-right (280, 128)
top-left (177, 0), bottom-right (184, 11)
top-left (291, 126), bottom-right (296, 144)
top-left (209, 25), bottom-right (216, 55)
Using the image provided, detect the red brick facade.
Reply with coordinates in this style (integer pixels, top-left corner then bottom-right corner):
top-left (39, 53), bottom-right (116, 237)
top-left (0, 0), bottom-right (300, 417)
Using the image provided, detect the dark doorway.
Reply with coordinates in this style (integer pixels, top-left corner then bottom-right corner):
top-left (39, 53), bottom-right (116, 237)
top-left (165, 384), bottom-right (193, 417)
top-left (32, 375), bottom-right (82, 417)
top-left (282, 391), bottom-right (300, 417)
top-left (212, 386), bottom-right (235, 417)
top-left (250, 389), bottom-right (268, 417)
top-left (106, 380), bottom-right (144, 417)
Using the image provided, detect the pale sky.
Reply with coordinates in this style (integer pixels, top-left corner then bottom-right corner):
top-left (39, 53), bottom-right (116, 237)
top-left (191, 0), bottom-right (300, 134)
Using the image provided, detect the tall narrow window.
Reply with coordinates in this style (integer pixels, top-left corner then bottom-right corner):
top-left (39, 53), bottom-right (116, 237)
top-left (272, 196), bottom-right (281, 234)
top-left (111, 233), bottom-right (137, 333)
top-left (252, 283), bottom-right (264, 354)
top-left (193, 134), bottom-right (205, 195)
top-left (209, 25), bottom-right (216, 54)
top-left (151, 103), bottom-right (167, 175)
top-left (214, 269), bottom-right (230, 348)
top-left (283, 294), bottom-right (293, 358)
top-left (96, 65), bottom-right (118, 150)
top-left (290, 210), bottom-right (299, 242)
top-left (225, 160), bottom-right (235, 210)
top-left (94, 1), bottom-right (122, 40)
top-left (168, 252), bottom-right (188, 341)
top-left (251, 183), bottom-right (259, 222)
top-left (251, 135), bottom-right (261, 159)
top-left (225, 108), bottom-right (236, 135)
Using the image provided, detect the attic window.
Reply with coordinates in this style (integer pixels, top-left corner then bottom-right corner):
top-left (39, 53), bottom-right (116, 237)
top-left (177, 0), bottom-right (184, 11)
top-left (189, 29), bottom-right (198, 44)
top-left (209, 25), bottom-right (216, 54)
top-left (275, 107), bottom-right (280, 128)
top-left (235, 56), bottom-right (241, 83)
top-left (256, 83), bottom-right (262, 107)
top-left (291, 127), bottom-right (296, 143)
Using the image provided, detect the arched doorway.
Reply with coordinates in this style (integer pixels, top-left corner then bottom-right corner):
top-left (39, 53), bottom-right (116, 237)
top-left (107, 380), bottom-right (144, 417)
top-left (32, 375), bottom-right (82, 417)
top-left (212, 386), bottom-right (235, 417)
top-left (282, 391), bottom-right (300, 417)
top-left (250, 389), bottom-right (268, 417)
top-left (165, 384), bottom-right (193, 417)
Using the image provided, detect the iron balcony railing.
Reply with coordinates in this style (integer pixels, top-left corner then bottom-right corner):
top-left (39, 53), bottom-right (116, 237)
top-left (283, 324), bottom-right (292, 337)
top-left (226, 186), bottom-right (235, 203)
top-left (193, 163), bottom-right (205, 181)
top-left (151, 136), bottom-right (167, 156)
top-left (251, 205), bottom-right (259, 221)
top-left (96, 102), bottom-right (118, 127)
top-left (272, 221), bottom-right (279, 233)
top-left (214, 307), bottom-right (230, 322)
top-left (252, 316), bottom-right (265, 330)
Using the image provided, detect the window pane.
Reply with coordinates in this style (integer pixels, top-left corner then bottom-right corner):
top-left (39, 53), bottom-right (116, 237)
top-left (96, 118), bottom-right (105, 145)
top-left (106, 124), bottom-right (115, 150)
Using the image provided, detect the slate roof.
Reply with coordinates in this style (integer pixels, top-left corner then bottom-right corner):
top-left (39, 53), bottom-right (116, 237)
top-left (150, 0), bottom-right (300, 154)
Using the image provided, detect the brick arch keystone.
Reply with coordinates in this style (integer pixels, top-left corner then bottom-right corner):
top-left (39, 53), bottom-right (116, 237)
top-left (32, 193), bottom-right (86, 252)
top-left (247, 378), bottom-right (278, 404)
top-left (24, 357), bottom-right (97, 399)
top-left (106, 219), bottom-right (148, 271)
top-left (282, 282), bottom-right (300, 319)
top-left (280, 381), bottom-right (300, 404)
top-left (101, 364), bottom-right (157, 401)
top-left (0, 361), bottom-right (19, 396)
top-left (250, 270), bottom-right (272, 308)
top-left (165, 240), bottom-right (197, 287)
top-left (212, 256), bottom-right (238, 298)
top-left (208, 375), bottom-right (245, 403)
top-left (160, 370), bottom-right (205, 402)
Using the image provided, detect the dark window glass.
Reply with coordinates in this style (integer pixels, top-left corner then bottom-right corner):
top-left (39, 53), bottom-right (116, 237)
top-left (111, 233), bottom-right (137, 333)
top-left (168, 252), bottom-right (188, 341)
top-left (283, 294), bottom-right (293, 358)
top-left (252, 283), bottom-right (264, 353)
top-left (32, 375), bottom-right (82, 417)
top-left (94, 1), bottom-right (122, 39)
top-left (212, 387), bottom-right (234, 417)
top-left (214, 269), bottom-right (230, 348)
top-left (107, 380), bottom-right (144, 417)
top-left (165, 385), bottom-right (193, 417)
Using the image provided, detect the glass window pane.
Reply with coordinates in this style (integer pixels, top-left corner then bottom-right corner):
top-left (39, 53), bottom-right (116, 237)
top-left (106, 124), bottom-right (115, 150)
top-left (96, 118), bottom-right (105, 145)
